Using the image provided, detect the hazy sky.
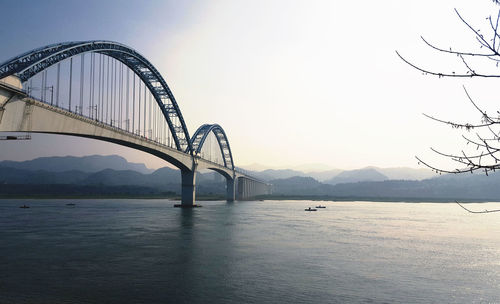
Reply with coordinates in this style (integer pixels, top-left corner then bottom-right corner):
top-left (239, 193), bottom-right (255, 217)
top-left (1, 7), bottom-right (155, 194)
top-left (1, 0), bottom-right (499, 171)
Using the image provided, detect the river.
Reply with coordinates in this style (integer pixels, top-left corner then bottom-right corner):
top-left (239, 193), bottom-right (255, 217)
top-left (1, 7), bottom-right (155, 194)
top-left (1, 199), bottom-right (499, 303)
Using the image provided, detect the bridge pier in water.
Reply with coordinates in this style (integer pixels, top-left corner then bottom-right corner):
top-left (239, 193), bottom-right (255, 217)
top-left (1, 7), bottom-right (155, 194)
top-left (178, 165), bottom-right (238, 206)
top-left (226, 177), bottom-right (235, 202)
top-left (179, 169), bottom-right (197, 207)
top-left (237, 177), bottom-right (271, 201)
top-left (178, 170), bottom-right (236, 206)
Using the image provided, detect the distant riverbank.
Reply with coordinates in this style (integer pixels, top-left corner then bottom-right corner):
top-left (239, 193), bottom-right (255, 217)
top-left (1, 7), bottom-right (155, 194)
top-left (2, 193), bottom-right (498, 203)
top-left (0, 194), bottom-right (226, 201)
top-left (256, 195), bottom-right (500, 203)
top-left (0, 183), bottom-right (222, 201)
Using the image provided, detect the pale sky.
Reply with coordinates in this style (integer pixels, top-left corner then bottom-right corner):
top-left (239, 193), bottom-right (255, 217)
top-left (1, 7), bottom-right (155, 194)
top-left (1, 0), bottom-right (499, 171)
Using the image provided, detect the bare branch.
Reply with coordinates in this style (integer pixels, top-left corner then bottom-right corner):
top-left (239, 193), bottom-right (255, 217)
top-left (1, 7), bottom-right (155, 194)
top-left (420, 36), bottom-right (495, 57)
top-left (430, 146), bottom-right (495, 160)
top-left (486, 125), bottom-right (500, 138)
top-left (485, 56), bottom-right (500, 63)
top-left (455, 201), bottom-right (500, 213)
top-left (455, 8), bottom-right (494, 53)
top-left (484, 141), bottom-right (500, 163)
top-left (462, 134), bottom-right (488, 148)
top-left (423, 113), bottom-right (495, 129)
top-left (459, 54), bottom-right (477, 75)
top-left (488, 11), bottom-right (500, 50)
top-left (415, 156), bottom-right (472, 174)
top-left (462, 86), bottom-right (495, 123)
top-left (396, 51), bottom-right (500, 78)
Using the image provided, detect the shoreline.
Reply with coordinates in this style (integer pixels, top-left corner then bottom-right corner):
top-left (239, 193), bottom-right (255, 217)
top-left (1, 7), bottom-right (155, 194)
top-left (255, 195), bottom-right (500, 203)
top-left (1, 195), bottom-right (499, 203)
top-left (0, 195), bottom-right (226, 201)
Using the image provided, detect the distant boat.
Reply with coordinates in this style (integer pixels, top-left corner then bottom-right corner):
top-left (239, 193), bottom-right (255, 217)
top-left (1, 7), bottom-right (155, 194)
top-left (315, 205), bottom-right (326, 208)
top-left (66, 203), bottom-right (76, 206)
top-left (305, 207), bottom-right (317, 211)
top-left (19, 204), bottom-right (29, 209)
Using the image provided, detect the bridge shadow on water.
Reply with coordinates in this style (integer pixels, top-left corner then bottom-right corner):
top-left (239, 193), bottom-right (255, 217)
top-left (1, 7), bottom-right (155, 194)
top-left (151, 201), bottom-right (242, 303)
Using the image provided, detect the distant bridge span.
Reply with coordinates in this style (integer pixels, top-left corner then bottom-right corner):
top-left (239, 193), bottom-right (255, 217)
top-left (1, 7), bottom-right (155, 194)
top-left (0, 41), bottom-right (270, 205)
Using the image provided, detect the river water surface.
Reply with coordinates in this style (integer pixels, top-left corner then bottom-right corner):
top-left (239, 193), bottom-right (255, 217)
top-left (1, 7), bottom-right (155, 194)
top-left (1, 199), bottom-right (499, 303)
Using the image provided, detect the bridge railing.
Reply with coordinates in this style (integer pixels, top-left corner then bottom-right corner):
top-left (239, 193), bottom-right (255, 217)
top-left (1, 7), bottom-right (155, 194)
top-left (194, 153), bottom-right (231, 170)
top-left (15, 78), bottom-right (183, 152)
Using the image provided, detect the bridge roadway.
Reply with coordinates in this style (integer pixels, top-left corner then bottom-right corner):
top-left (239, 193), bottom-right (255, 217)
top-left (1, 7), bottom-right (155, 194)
top-left (0, 76), bottom-right (270, 206)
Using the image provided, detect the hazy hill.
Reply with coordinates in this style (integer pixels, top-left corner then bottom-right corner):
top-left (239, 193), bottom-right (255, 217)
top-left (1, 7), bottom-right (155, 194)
top-left (0, 161), bottom-right (224, 196)
top-left (149, 167), bottom-right (181, 185)
top-left (328, 173), bottom-right (500, 200)
top-left (240, 163), bottom-right (338, 172)
top-left (366, 166), bottom-right (436, 181)
top-left (267, 170), bottom-right (500, 201)
top-left (0, 167), bottom-right (89, 184)
top-left (81, 169), bottom-right (147, 186)
top-left (250, 169), bottom-right (308, 182)
top-left (270, 176), bottom-right (327, 195)
top-left (0, 155), bottom-right (153, 174)
top-left (242, 166), bottom-right (435, 183)
top-left (304, 169), bottom-right (343, 182)
top-left (325, 168), bottom-right (388, 185)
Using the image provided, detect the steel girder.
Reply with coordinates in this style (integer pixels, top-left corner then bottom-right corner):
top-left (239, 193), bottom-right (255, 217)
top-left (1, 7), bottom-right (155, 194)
top-left (190, 124), bottom-right (235, 170)
top-left (0, 41), bottom-right (192, 152)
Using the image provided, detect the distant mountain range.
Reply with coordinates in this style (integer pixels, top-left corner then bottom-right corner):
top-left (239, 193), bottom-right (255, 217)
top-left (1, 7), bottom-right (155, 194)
top-left (0, 155), bottom-right (153, 174)
top-left (0, 155), bottom-right (225, 197)
top-left (245, 166), bottom-right (435, 183)
top-left (0, 155), bottom-right (436, 183)
top-left (0, 155), bottom-right (498, 201)
top-left (324, 168), bottom-right (387, 185)
top-left (268, 173), bottom-right (500, 201)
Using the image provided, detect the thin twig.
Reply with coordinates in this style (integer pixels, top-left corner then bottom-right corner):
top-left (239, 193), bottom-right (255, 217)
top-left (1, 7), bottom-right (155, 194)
top-left (423, 113), bottom-right (495, 129)
top-left (420, 36), bottom-right (495, 57)
top-left (455, 8), bottom-right (495, 53)
top-left (455, 200), bottom-right (500, 213)
top-left (396, 51), bottom-right (491, 78)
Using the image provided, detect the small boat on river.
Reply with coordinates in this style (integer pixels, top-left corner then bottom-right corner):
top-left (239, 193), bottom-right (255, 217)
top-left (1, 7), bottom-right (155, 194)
top-left (19, 204), bottom-right (30, 209)
top-left (316, 205), bottom-right (326, 208)
top-left (305, 207), bottom-right (317, 211)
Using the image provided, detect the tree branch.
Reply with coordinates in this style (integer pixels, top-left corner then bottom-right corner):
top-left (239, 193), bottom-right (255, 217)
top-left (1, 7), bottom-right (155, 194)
top-left (420, 36), bottom-right (495, 57)
top-left (456, 201), bottom-right (500, 213)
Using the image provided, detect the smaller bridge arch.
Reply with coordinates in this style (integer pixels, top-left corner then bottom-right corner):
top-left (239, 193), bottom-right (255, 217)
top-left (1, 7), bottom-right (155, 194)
top-left (190, 124), bottom-right (234, 171)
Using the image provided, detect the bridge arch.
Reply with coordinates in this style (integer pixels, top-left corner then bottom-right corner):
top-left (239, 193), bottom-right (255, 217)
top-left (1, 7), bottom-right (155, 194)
top-left (190, 124), bottom-right (235, 171)
top-left (0, 40), bottom-right (192, 153)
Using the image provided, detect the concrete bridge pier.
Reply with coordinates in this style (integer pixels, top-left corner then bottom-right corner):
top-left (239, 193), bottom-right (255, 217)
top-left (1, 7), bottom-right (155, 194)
top-left (177, 169), bottom-right (199, 207)
top-left (226, 177), bottom-right (235, 202)
top-left (178, 171), bottom-right (236, 206)
top-left (236, 177), bottom-right (271, 200)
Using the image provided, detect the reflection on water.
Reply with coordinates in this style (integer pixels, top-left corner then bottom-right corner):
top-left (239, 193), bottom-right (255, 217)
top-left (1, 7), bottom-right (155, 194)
top-left (0, 199), bottom-right (499, 303)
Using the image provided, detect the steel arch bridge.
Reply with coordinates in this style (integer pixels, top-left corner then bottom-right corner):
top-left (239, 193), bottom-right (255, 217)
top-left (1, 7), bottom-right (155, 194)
top-left (0, 40), bottom-right (270, 206)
